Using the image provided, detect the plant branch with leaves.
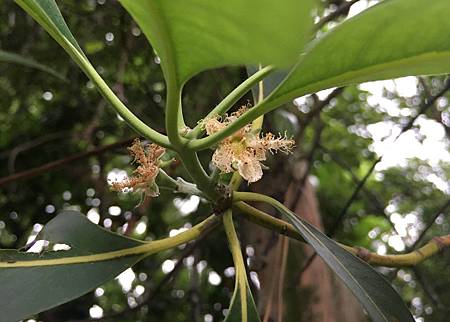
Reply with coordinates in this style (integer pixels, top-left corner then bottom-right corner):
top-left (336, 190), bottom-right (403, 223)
top-left (2, 0), bottom-right (450, 321)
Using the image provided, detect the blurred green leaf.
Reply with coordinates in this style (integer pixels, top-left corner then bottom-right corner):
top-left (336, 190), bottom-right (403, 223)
top-left (120, 0), bottom-right (314, 85)
top-left (269, 0), bottom-right (450, 104)
top-left (0, 49), bottom-right (66, 80)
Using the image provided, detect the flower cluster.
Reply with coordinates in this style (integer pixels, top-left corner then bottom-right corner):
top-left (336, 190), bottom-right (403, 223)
top-left (204, 107), bottom-right (295, 183)
top-left (110, 139), bottom-right (165, 197)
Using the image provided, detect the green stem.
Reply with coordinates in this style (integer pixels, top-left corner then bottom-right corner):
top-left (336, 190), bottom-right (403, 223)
top-left (81, 59), bottom-right (172, 148)
top-left (1, 215), bottom-right (218, 268)
top-left (223, 210), bottom-right (248, 322)
top-left (178, 148), bottom-right (219, 201)
top-left (165, 82), bottom-right (187, 147)
top-left (233, 191), bottom-right (290, 212)
top-left (187, 65), bottom-right (275, 139)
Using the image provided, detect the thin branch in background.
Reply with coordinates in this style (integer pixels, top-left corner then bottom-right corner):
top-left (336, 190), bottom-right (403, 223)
top-left (408, 199), bottom-right (450, 251)
top-left (301, 77), bottom-right (450, 273)
top-left (284, 87), bottom-right (343, 211)
top-left (412, 266), bottom-right (445, 309)
top-left (326, 155), bottom-right (382, 237)
top-left (319, 144), bottom-right (400, 233)
top-left (2, 131), bottom-right (69, 173)
top-left (315, 0), bottom-right (362, 30)
top-left (0, 138), bottom-right (135, 187)
top-left (276, 237), bottom-right (289, 322)
top-left (327, 77), bottom-right (450, 236)
top-left (418, 77), bottom-right (450, 139)
top-left (296, 87), bottom-right (343, 140)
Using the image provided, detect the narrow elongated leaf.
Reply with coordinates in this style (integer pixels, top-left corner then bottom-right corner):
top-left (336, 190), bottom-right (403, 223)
top-left (120, 0), bottom-right (314, 85)
top-left (268, 0), bottom-right (450, 105)
top-left (272, 204), bottom-right (414, 322)
top-left (0, 211), bottom-right (144, 322)
top-left (0, 49), bottom-right (66, 80)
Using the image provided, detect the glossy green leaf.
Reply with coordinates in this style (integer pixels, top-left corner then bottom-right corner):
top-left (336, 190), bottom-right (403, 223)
top-left (0, 211), bottom-right (144, 322)
top-left (0, 211), bottom-right (214, 322)
top-left (268, 0), bottom-right (450, 105)
top-left (119, 0), bottom-right (314, 85)
top-left (273, 203), bottom-right (414, 322)
top-left (0, 49), bottom-right (66, 80)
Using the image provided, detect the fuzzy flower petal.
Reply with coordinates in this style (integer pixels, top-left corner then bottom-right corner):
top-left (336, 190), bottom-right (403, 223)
top-left (204, 106), bottom-right (295, 183)
top-left (110, 139), bottom-right (165, 197)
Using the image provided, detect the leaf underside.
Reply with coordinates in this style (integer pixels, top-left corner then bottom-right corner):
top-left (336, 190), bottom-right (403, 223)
top-left (269, 0), bottom-right (450, 104)
top-left (120, 0), bottom-right (314, 85)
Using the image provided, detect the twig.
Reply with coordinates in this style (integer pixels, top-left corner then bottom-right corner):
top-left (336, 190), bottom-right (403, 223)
top-left (316, 0), bottom-right (362, 30)
top-left (408, 199), bottom-right (450, 251)
top-left (72, 219), bottom-right (218, 322)
top-left (327, 77), bottom-right (450, 236)
top-left (0, 138), bottom-right (135, 187)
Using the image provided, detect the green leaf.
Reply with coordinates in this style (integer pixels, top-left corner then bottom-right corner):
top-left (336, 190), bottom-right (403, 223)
top-left (273, 204), bottom-right (415, 322)
top-left (0, 211), bottom-right (144, 322)
top-left (0, 49), bottom-right (66, 80)
top-left (119, 0), bottom-right (314, 85)
top-left (224, 282), bottom-right (261, 322)
top-left (223, 211), bottom-right (261, 322)
top-left (268, 0), bottom-right (450, 105)
top-left (0, 211), bottom-right (214, 321)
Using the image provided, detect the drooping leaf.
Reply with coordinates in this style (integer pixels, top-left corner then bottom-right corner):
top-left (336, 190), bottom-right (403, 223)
top-left (0, 211), bottom-right (217, 322)
top-left (0, 211), bottom-right (144, 322)
top-left (268, 0), bottom-right (450, 105)
top-left (120, 0), bottom-right (314, 85)
top-left (272, 203), bottom-right (415, 322)
top-left (224, 282), bottom-right (261, 322)
top-left (0, 49), bottom-right (66, 80)
top-left (223, 211), bottom-right (261, 322)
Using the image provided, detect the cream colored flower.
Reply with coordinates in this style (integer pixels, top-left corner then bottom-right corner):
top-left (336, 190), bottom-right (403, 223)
top-left (204, 107), bottom-right (295, 183)
top-left (110, 139), bottom-right (165, 197)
